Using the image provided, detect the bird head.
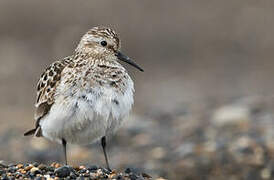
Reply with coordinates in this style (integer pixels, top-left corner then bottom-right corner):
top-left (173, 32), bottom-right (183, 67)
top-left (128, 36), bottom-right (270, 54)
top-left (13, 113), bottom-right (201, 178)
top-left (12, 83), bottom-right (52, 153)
top-left (76, 26), bottom-right (143, 72)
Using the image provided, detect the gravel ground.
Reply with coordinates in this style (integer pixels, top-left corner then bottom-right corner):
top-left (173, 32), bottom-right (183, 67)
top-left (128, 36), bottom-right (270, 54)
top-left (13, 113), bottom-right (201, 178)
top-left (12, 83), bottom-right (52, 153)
top-left (0, 96), bottom-right (274, 179)
top-left (0, 162), bottom-right (158, 180)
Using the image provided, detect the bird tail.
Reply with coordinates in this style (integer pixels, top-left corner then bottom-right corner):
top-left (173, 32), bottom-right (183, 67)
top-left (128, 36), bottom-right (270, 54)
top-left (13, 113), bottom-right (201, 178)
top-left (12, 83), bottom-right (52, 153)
top-left (24, 126), bottom-right (42, 137)
top-left (24, 128), bottom-right (36, 136)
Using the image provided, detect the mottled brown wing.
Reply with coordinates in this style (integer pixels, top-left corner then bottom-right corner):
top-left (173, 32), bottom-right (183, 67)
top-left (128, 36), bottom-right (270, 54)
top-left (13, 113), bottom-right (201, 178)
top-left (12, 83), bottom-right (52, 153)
top-left (25, 56), bottom-right (73, 137)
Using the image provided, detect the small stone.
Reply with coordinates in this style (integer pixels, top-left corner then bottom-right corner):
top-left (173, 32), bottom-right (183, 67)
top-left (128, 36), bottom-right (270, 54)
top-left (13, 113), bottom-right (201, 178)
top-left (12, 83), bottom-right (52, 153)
top-left (116, 175), bottom-right (123, 180)
top-left (16, 164), bottom-right (23, 169)
top-left (54, 166), bottom-right (71, 178)
top-left (87, 165), bottom-right (98, 172)
top-left (73, 165), bottom-right (80, 171)
top-left (0, 169), bottom-right (5, 175)
top-left (70, 172), bottom-right (77, 179)
top-left (7, 167), bottom-right (17, 173)
top-left (79, 165), bottom-right (85, 169)
top-left (108, 173), bottom-right (116, 179)
top-left (76, 177), bottom-right (85, 180)
top-left (14, 172), bottom-right (22, 178)
top-left (55, 163), bottom-right (61, 168)
top-left (19, 169), bottom-right (26, 174)
top-left (24, 165), bottom-right (34, 171)
top-left (79, 169), bottom-right (86, 173)
top-left (2, 174), bottom-right (9, 180)
top-left (46, 166), bottom-right (55, 172)
top-left (30, 167), bottom-right (42, 175)
top-left (102, 168), bottom-right (111, 174)
top-left (90, 172), bottom-right (97, 178)
top-left (34, 177), bottom-right (43, 180)
top-left (33, 162), bottom-right (39, 167)
top-left (83, 173), bottom-right (90, 177)
top-left (129, 174), bottom-right (138, 180)
top-left (125, 168), bottom-right (132, 174)
top-left (142, 173), bottom-right (152, 178)
top-left (38, 164), bottom-right (47, 170)
top-left (0, 161), bottom-right (8, 168)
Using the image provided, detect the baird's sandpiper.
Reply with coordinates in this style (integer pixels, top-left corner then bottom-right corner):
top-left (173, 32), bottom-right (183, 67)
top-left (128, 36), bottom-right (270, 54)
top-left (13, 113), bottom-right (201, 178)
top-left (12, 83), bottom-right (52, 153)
top-left (24, 26), bottom-right (143, 169)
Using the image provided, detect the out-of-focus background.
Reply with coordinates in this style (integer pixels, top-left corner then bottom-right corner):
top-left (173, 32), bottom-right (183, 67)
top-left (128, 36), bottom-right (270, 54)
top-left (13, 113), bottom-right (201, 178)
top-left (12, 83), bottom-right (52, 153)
top-left (0, 0), bottom-right (274, 179)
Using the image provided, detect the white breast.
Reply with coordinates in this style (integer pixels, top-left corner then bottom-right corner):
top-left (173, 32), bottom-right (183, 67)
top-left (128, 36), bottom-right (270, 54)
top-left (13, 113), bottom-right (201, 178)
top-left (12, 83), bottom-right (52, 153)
top-left (39, 76), bottom-right (134, 145)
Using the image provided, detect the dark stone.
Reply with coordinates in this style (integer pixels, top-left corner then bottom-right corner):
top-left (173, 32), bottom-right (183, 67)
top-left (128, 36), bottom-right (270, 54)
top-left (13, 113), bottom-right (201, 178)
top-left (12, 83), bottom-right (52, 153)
top-left (34, 177), bottom-right (43, 180)
top-left (46, 166), bottom-right (55, 172)
top-left (32, 169), bottom-right (42, 175)
top-left (87, 165), bottom-right (98, 172)
top-left (27, 173), bottom-right (35, 179)
top-left (76, 176), bottom-right (85, 180)
top-left (125, 168), bottom-right (132, 174)
top-left (48, 171), bottom-right (54, 176)
top-left (14, 172), bottom-right (22, 178)
top-left (7, 167), bottom-right (17, 173)
top-left (142, 173), bottom-right (152, 178)
top-left (83, 173), bottom-right (90, 177)
top-left (1, 175), bottom-right (9, 180)
top-left (0, 163), bottom-right (8, 168)
top-left (38, 164), bottom-right (47, 170)
top-left (129, 174), bottom-right (138, 180)
top-left (70, 172), bottom-right (77, 179)
top-left (0, 170), bottom-right (5, 175)
top-left (102, 168), bottom-right (111, 174)
top-left (116, 175), bottom-right (123, 180)
top-left (79, 169), bottom-right (86, 173)
top-left (54, 166), bottom-right (72, 178)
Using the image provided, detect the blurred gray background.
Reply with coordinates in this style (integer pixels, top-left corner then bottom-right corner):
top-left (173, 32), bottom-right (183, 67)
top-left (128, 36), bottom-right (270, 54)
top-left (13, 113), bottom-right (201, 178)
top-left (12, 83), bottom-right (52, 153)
top-left (0, 1), bottom-right (274, 179)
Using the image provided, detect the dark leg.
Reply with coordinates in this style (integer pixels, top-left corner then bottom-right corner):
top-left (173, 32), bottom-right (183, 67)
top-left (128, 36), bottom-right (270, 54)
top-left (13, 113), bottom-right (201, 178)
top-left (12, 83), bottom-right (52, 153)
top-left (101, 136), bottom-right (110, 170)
top-left (62, 139), bottom-right (67, 165)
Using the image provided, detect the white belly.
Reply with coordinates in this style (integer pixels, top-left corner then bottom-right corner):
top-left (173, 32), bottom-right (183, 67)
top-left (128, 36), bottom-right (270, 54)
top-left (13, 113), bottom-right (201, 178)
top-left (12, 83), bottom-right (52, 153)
top-left (39, 84), bottom-right (134, 145)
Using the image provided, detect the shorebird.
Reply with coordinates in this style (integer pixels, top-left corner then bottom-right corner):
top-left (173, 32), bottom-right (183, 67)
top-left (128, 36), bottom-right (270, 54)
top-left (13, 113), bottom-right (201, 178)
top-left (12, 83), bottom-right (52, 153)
top-left (24, 27), bottom-right (143, 169)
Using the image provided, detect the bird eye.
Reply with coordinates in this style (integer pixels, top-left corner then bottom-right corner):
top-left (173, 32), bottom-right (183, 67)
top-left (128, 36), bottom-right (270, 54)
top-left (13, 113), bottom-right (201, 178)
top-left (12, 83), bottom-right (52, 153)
top-left (100, 41), bottom-right (107, 47)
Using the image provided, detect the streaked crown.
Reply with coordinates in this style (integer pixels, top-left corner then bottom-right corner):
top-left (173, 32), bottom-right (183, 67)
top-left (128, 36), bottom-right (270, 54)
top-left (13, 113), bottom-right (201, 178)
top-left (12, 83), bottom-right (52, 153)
top-left (75, 26), bottom-right (120, 56)
top-left (75, 26), bottom-right (144, 72)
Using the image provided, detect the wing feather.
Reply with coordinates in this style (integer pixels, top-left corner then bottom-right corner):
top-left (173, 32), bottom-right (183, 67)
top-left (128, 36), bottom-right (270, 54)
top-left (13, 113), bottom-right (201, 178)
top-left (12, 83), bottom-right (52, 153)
top-left (24, 56), bottom-right (73, 137)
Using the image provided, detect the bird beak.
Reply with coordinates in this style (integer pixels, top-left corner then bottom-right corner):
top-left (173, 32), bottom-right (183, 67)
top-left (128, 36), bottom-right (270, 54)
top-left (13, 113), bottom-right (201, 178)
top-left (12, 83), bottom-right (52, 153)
top-left (116, 51), bottom-right (144, 72)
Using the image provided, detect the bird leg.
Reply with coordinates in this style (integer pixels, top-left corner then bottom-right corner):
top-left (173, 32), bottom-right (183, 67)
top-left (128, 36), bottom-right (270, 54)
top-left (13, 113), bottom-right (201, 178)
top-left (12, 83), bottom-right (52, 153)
top-left (62, 138), bottom-right (67, 165)
top-left (101, 136), bottom-right (110, 170)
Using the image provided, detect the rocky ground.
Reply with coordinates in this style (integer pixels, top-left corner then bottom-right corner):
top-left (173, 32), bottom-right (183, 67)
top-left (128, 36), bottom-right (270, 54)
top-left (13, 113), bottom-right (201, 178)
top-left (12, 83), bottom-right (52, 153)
top-left (0, 162), bottom-right (159, 180)
top-left (0, 96), bottom-right (274, 180)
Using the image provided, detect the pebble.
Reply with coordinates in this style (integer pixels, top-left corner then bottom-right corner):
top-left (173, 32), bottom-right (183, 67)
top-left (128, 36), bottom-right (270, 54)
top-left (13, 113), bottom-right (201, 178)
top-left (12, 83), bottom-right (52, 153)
top-left (125, 168), bottom-right (132, 174)
top-left (129, 174), bottom-right (138, 180)
top-left (3, 98), bottom-right (273, 180)
top-left (24, 165), bottom-right (34, 171)
top-left (54, 166), bottom-right (71, 178)
top-left (7, 167), bottom-right (17, 173)
top-left (16, 164), bottom-right (23, 169)
top-left (0, 163), bottom-right (152, 179)
top-left (87, 165), bottom-right (98, 172)
top-left (38, 164), bottom-right (47, 170)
